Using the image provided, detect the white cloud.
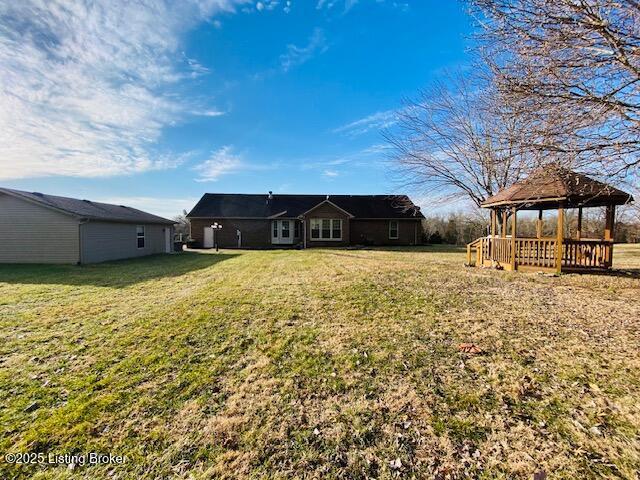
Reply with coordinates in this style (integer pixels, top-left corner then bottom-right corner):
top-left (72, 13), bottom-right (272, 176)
top-left (317, 0), bottom-right (407, 13)
top-left (316, 0), bottom-right (338, 9)
top-left (323, 169), bottom-right (339, 177)
top-left (391, 2), bottom-right (410, 12)
top-left (193, 146), bottom-right (245, 182)
top-left (192, 109), bottom-right (227, 117)
top-left (280, 28), bottom-right (328, 72)
top-left (299, 143), bottom-right (388, 172)
top-left (192, 146), bottom-right (279, 181)
top-left (316, 0), bottom-right (358, 12)
top-left (245, 0), bottom-right (281, 13)
top-left (332, 109), bottom-right (398, 136)
top-left (0, 0), bottom-right (245, 180)
top-left (97, 196), bottom-right (200, 219)
top-left (185, 57), bottom-right (211, 77)
top-left (362, 143), bottom-right (390, 154)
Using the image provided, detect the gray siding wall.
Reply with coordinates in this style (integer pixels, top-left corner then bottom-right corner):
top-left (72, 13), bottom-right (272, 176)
top-left (80, 222), bottom-right (168, 264)
top-left (0, 193), bottom-right (80, 264)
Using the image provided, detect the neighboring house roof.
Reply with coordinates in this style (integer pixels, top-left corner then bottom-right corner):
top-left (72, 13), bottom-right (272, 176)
top-left (481, 167), bottom-right (633, 209)
top-left (0, 187), bottom-right (175, 224)
top-left (187, 194), bottom-right (424, 219)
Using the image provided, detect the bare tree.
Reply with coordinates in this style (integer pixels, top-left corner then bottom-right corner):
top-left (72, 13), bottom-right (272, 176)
top-left (173, 209), bottom-right (191, 241)
top-left (385, 74), bottom-right (539, 208)
top-left (470, 0), bottom-right (640, 177)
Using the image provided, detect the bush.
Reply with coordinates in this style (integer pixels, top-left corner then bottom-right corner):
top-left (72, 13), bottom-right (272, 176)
top-left (428, 231), bottom-right (443, 244)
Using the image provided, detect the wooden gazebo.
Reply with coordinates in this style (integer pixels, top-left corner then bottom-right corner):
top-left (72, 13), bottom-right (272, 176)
top-left (467, 167), bottom-right (634, 273)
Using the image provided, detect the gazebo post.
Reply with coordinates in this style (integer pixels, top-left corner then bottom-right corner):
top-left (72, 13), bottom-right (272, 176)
top-left (556, 205), bottom-right (564, 273)
top-left (575, 207), bottom-right (583, 264)
top-left (491, 209), bottom-right (497, 237)
top-left (536, 209), bottom-right (543, 239)
top-left (489, 208), bottom-right (498, 266)
top-left (604, 205), bottom-right (615, 267)
top-left (501, 209), bottom-right (507, 238)
top-left (510, 206), bottom-right (517, 270)
top-left (604, 205), bottom-right (615, 241)
top-left (576, 207), bottom-right (583, 240)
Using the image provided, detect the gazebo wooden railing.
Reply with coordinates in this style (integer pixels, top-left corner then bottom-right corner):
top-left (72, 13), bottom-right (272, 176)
top-left (466, 167), bottom-right (633, 273)
top-left (469, 236), bottom-right (614, 271)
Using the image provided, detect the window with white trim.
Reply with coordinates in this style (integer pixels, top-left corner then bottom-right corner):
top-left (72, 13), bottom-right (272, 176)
top-left (311, 219), bottom-right (320, 239)
top-left (321, 219), bottom-right (331, 238)
top-left (389, 220), bottom-right (399, 239)
top-left (332, 219), bottom-right (341, 239)
top-left (136, 225), bottom-right (145, 248)
top-left (310, 218), bottom-right (342, 240)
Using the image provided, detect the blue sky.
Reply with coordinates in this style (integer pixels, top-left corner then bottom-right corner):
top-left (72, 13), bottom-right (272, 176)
top-left (0, 0), bottom-right (474, 218)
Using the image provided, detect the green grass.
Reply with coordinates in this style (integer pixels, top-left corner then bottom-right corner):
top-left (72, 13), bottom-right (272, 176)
top-left (1, 245), bottom-right (639, 479)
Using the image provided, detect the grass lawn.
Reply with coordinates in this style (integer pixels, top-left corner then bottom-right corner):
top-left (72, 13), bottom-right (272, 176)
top-left (1, 245), bottom-right (639, 479)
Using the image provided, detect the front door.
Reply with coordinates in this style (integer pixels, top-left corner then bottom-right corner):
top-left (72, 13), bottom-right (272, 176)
top-left (204, 227), bottom-right (214, 248)
top-left (271, 220), bottom-right (293, 245)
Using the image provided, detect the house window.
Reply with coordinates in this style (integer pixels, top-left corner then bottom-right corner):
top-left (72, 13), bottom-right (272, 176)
top-left (310, 218), bottom-right (342, 240)
top-left (273, 221), bottom-right (278, 237)
top-left (322, 219), bottom-right (331, 238)
top-left (136, 225), bottom-right (145, 248)
top-left (389, 220), bottom-right (399, 239)
top-left (282, 220), bottom-right (290, 238)
top-left (332, 219), bottom-right (342, 239)
top-left (294, 221), bottom-right (300, 238)
top-left (311, 219), bottom-right (321, 239)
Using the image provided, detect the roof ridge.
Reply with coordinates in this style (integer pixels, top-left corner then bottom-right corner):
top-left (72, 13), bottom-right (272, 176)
top-left (202, 193), bottom-right (407, 197)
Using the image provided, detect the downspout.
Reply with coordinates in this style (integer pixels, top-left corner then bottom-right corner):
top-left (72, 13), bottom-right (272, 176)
top-left (78, 218), bottom-right (90, 265)
top-left (302, 216), bottom-right (307, 249)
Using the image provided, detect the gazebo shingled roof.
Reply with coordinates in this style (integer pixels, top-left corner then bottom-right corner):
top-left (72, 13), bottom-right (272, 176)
top-left (481, 166), bottom-right (633, 210)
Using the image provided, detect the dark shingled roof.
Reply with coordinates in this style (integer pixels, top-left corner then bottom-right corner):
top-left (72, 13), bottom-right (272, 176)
top-left (481, 167), bottom-right (633, 209)
top-left (0, 188), bottom-right (174, 224)
top-left (187, 194), bottom-right (424, 219)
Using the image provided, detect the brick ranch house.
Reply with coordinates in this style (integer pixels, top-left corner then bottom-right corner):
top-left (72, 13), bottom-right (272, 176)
top-left (187, 192), bottom-right (424, 248)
